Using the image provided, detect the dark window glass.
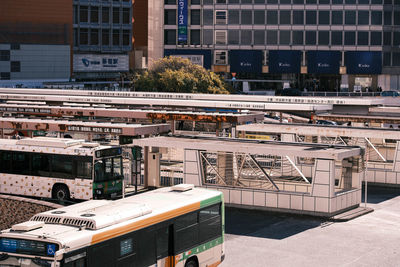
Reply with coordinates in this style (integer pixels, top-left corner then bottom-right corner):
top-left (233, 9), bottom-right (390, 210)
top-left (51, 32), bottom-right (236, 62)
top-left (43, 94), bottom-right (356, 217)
top-left (52, 155), bottom-right (74, 179)
top-left (384, 11), bottom-right (392, 26)
top-left (267, 11), bottom-right (278, 25)
top-left (76, 159), bottom-right (92, 179)
top-left (395, 12), bottom-right (400, 25)
top-left (199, 205), bottom-right (221, 243)
top-left (358, 0), bottom-right (369, 3)
top-left (241, 30), bottom-right (252, 45)
top-left (394, 32), bottom-right (400, 46)
top-left (165, 0), bottom-right (176, 3)
top-left (344, 31), bottom-right (355, 45)
top-left (281, 0), bottom-right (291, 3)
top-left (123, 8), bottom-right (130, 24)
top-left (203, 10), bottom-right (213, 25)
top-left (191, 10), bottom-right (200, 25)
top-left (254, 10), bottom-right (265, 24)
top-left (254, 0), bottom-right (265, 3)
top-left (203, 0), bottom-right (213, 3)
top-left (280, 11), bottom-right (291, 25)
top-left (91, 6), bottom-right (99, 23)
top-left (228, 0), bottom-right (239, 3)
top-left (0, 151), bottom-right (11, 173)
top-left (191, 0), bottom-right (200, 3)
top-left (241, 0), bottom-right (252, 3)
top-left (306, 11), bottom-right (317, 25)
top-left (345, 11), bottom-right (356, 25)
top-left (190, 30), bottom-right (200, 45)
top-left (102, 7), bottom-right (109, 23)
top-left (80, 28), bottom-right (88, 45)
top-left (156, 227), bottom-right (169, 259)
top-left (292, 31), bottom-right (303, 45)
top-left (345, 0), bottom-right (356, 3)
top-left (80, 6), bottom-right (88, 23)
top-left (90, 29), bottom-right (99, 45)
top-left (10, 61), bottom-right (20, 72)
top-left (0, 72), bottom-right (10, 80)
top-left (318, 11), bottom-right (330, 25)
top-left (383, 31), bottom-right (391, 46)
top-left (318, 31), bottom-right (329, 45)
top-left (113, 29), bottom-right (120, 45)
top-left (293, 0), bottom-right (304, 3)
top-left (306, 0), bottom-right (317, 2)
top-left (175, 213), bottom-right (198, 253)
top-left (371, 11), bottom-right (382, 25)
top-left (357, 31), bottom-right (369, 45)
top-left (102, 29), bottom-right (110, 46)
top-left (331, 31), bottom-right (342, 45)
top-left (164, 10), bottom-right (176, 25)
top-left (266, 30), bottom-right (278, 44)
top-left (383, 52), bottom-right (391, 66)
top-left (10, 44), bottom-right (20, 50)
top-left (228, 10), bottom-right (239, 24)
top-left (319, 0), bottom-right (329, 3)
top-left (228, 30), bottom-right (239, 44)
top-left (267, 0), bottom-right (278, 2)
top-left (279, 31), bottom-right (290, 45)
top-left (370, 32), bottom-right (382, 46)
top-left (30, 154), bottom-right (50, 176)
top-left (113, 7), bottom-right (120, 24)
top-left (332, 0), bottom-right (343, 3)
top-left (331, 11), bottom-right (342, 25)
top-left (164, 30), bottom-right (176, 45)
top-left (241, 10), bottom-right (253, 24)
top-left (371, 0), bottom-right (382, 3)
top-left (122, 30), bottom-right (130, 46)
top-left (203, 29), bottom-right (213, 44)
top-left (305, 31), bottom-right (316, 45)
top-left (393, 53), bottom-right (400, 66)
top-left (358, 11), bottom-right (369, 25)
top-left (384, 0), bottom-right (392, 3)
top-left (254, 30), bottom-right (265, 45)
top-left (11, 152), bottom-right (29, 175)
top-left (293, 11), bottom-right (304, 25)
top-left (74, 29), bottom-right (78, 46)
top-left (73, 5), bottom-right (78, 24)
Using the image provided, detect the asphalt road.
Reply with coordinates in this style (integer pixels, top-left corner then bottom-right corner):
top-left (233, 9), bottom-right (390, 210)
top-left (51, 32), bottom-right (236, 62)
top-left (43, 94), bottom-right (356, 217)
top-left (221, 186), bottom-right (400, 267)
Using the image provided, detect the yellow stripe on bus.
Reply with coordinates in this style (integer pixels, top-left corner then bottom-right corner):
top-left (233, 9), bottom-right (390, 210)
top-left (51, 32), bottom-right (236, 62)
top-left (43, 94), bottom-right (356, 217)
top-left (91, 202), bottom-right (201, 244)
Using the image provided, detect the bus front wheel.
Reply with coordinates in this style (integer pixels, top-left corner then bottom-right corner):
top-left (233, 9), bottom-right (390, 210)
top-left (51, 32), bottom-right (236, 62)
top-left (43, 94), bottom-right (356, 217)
top-left (185, 257), bottom-right (198, 267)
top-left (52, 185), bottom-right (70, 201)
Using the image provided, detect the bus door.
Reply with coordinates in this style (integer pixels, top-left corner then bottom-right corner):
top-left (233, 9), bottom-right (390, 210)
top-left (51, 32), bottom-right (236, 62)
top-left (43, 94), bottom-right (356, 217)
top-left (156, 224), bottom-right (175, 267)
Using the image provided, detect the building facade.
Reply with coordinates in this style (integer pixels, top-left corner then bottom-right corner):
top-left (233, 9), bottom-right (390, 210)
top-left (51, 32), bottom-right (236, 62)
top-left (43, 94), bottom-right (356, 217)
top-left (154, 0), bottom-right (400, 92)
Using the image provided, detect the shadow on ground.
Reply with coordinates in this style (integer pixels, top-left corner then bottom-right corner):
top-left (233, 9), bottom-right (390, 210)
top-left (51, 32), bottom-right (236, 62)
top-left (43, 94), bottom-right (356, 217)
top-left (363, 185), bottom-right (400, 204)
top-left (225, 207), bottom-right (323, 240)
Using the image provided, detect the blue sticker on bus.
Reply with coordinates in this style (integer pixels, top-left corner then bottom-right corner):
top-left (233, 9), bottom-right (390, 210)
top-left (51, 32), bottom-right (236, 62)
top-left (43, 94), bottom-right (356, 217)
top-left (0, 238), bottom-right (17, 253)
top-left (47, 244), bottom-right (56, 256)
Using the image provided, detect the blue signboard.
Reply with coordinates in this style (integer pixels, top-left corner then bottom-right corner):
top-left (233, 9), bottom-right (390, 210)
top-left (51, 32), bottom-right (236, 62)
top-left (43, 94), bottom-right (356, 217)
top-left (345, 51), bottom-right (382, 74)
top-left (177, 0), bottom-right (188, 44)
top-left (229, 50), bottom-right (263, 73)
top-left (307, 51), bottom-right (340, 74)
top-left (164, 49), bottom-right (212, 69)
top-left (269, 50), bottom-right (301, 73)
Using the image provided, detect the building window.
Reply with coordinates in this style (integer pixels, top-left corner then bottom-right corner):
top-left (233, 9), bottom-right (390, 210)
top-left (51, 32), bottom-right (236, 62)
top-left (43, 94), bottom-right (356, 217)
top-left (191, 10), bottom-right (201, 25)
top-left (10, 44), bottom-right (20, 50)
top-left (241, 10), bottom-right (252, 25)
top-left (394, 32), bottom-right (400, 46)
top-left (73, 5), bottom-right (79, 24)
top-left (318, 11), bottom-right (330, 25)
top-left (332, 0), bottom-right (343, 3)
top-left (0, 72), bottom-right (10, 80)
top-left (90, 29), bottom-right (99, 45)
top-left (319, 0), bottom-right (329, 3)
top-left (357, 11), bottom-right (369, 25)
top-left (331, 31), bottom-right (342, 45)
top-left (80, 6), bottom-right (89, 23)
top-left (254, 10), bottom-right (265, 25)
top-left (357, 31), bottom-right (369, 46)
top-left (345, 0), bottom-right (356, 3)
top-left (91, 6), bottom-right (99, 23)
top-left (0, 50), bottom-right (10, 61)
top-left (306, 10), bottom-right (316, 25)
top-left (266, 30), bottom-right (278, 45)
top-left (293, 10), bottom-right (304, 25)
top-left (123, 8), bottom-right (130, 24)
top-left (113, 29), bottom-right (120, 46)
top-left (190, 30), bottom-right (201, 45)
top-left (371, 11), bottom-right (382, 25)
top-left (164, 9), bottom-right (176, 25)
top-left (306, 0), bottom-right (316, 3)
top-left (165, 0), bottom-right (176, 4)
top-left (393, 53), bottom-right (400, 66)
top-left (123, 30), bottom-right (130, 46)
top-left (241, 30), bottom-right (252, 45)
top-left (102, 29), bottom-right (110, 46)
top-left (383, 52), bottom-right (391, 66)
top-left (384, 11), bottom-right (392, 26)
top-left (214, 50), bottom-right (227, 65)
top-left (383, 31), bottom-right (391, 46)
top-left (203, 10), bottom-right (213, 25)
top-left (228, 30), bottom-right (239, 45)
top-left (191, 0), bottom-right (201, 4)
top-left (80, 28), bottom-right (88, 45)
top-left (279, 30), bottom-right (290, 45)
top-left (215, 10), bottom-right (227, 24)
top-left (394, 11), bottom-right (400, 25)
top-left (113, 7), bottom-right (120, 24)
top-left (10, 61), bottom-right (20, 72)
top-left (370, 32), bottom-right (382, 46)
top-left (279, 10), bottom-right (291, 25)
top-left (345, 11), bottom-right (356, 25)
top-left (305, 31), bottom-right (316, 45)
top-left (344, 31), bottom-right (355, 45)
top-left (203, 29), bottom-right (213, 45)
top-left (292, 31), bottom-right (303, 45)
top-left (216, 0), bottom-right (226, 3)
top-left (215, 30), bottom-right (227, 44)
top-left (254, 30), bottom-right (265, 45)
top-left (102, 7), bottom-right (110, 23)
top-left (164, 29), bottom-right (176, 45)
top-left (73, 29), bottom-right (78, 46)
top-left (359, 0), bottom-right (369, 3)
top-left (331, 11), bottom-right (342, 25)
top-left (267, 10), bottom-right (278, 25)
top-left (318, 31), bottom-right (329, 45)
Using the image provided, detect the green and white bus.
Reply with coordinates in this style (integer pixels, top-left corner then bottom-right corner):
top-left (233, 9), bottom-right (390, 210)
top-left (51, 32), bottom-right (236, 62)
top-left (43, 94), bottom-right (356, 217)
top-left (0, 184), bottom-right (225, 267)
top-left (0, 137), bottom-right (123, 201)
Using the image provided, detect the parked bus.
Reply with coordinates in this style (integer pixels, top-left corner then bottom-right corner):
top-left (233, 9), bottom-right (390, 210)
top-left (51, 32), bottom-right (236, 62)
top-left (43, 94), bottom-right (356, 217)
top-left (0, 184), bottom-right (225, 267)
top-left (0, 137), bottom-right (123, 201)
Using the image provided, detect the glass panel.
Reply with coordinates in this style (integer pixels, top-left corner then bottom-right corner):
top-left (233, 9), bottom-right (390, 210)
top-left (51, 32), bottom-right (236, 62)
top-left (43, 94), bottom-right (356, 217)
top-left (32, 154), bottom-right (50, 177)
top-left (113, 157), bottom-right (122, 177)
top-left (267, 11), bottom-right (278, 25)
top-left (77, 160), bottom-right (92, 179)
top-left (52, 155), bottom-right (74, 179)
top-left (228, 30), bottom-right (239, 44)
top-left (241, 30), bottom-right (252, 45)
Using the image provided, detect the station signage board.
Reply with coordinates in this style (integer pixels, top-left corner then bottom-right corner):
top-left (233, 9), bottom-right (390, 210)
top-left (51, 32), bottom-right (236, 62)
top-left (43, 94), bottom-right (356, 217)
top-left (67, 125), bottom-right (123, 134)
top-left (73, 54), bottom-right (129, 72)
top-left (175, 55), bottom-right (204, 66)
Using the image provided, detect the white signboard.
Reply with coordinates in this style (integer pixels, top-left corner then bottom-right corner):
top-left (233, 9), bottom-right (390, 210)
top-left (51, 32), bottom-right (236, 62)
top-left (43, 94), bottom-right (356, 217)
top-left (175, 55), bottom-right (204, 67)
top-left (73, 54), bottom-right (129, 72)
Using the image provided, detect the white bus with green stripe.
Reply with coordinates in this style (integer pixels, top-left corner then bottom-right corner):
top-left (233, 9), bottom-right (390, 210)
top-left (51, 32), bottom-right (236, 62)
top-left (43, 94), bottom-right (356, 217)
top-left (0, 184), bottom-right (225, 267)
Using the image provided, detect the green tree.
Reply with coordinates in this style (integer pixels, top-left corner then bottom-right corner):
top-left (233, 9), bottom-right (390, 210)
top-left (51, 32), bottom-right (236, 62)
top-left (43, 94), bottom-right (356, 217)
top-left (128, 56), bottom-right (230, 94)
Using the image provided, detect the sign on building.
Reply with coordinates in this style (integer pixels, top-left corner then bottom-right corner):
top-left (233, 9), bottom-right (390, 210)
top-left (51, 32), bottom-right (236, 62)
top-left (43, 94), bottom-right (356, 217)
top-left (175, 55), bottom-right (204, 66)
top-left (177, 0), bottom-right (188, 44)
top-left (73, 54), bottom-right (129, 72)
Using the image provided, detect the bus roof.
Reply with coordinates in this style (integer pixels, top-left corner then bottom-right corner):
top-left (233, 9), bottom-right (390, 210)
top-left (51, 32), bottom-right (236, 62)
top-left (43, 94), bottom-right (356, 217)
top-left (1, 186), bottom-right (222, 252)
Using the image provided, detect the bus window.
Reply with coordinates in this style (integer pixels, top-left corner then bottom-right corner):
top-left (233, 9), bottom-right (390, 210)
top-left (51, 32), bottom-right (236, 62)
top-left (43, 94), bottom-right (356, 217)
top-left (156, 226), bottom-right (170, 259)
top-left (94, 160), bottom-right (105, 182)
top-left (32, 154), bottom-right (50, 177)
top-left (0, 151), bottom-right (12, 173)
top-left (77, 160), bottom-right (92, 179)
top-left (175, 213), bottom-right (199, 253)
top-left (52, 155), bottom-right (74, 179)
top-left (113, 157), bottom-right (122, 177)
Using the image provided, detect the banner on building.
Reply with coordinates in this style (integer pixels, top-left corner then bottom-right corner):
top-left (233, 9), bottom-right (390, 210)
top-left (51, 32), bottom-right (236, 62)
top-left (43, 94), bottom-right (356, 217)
top-left (269, 50), bottom-right (301, 74)
top-left (229, 50), bottom-right (263, 73)
top-left (164, 49), bottom-right (212, 69)
top-left (73, 54), bottom-right (129, 72)
top-left (177, 0), bottom-right (188, 44)
top-left (345, 52), bottom-right (382, 74)
top-left (307, 51), bottom-right (340, 74)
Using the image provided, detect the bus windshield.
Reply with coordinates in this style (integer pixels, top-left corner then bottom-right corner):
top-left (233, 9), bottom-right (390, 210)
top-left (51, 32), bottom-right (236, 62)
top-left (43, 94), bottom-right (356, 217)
top-left (94, 156), bottom-right (123, 182)
top-left (0, 255), bottom-right (55, 267)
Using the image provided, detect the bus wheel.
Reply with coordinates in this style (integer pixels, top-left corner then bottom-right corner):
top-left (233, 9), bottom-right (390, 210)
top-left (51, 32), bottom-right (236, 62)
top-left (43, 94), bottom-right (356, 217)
top-left (52, 185), bottom-right (70, 201)
top-left (185, 258), bottom-right (198, 267)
